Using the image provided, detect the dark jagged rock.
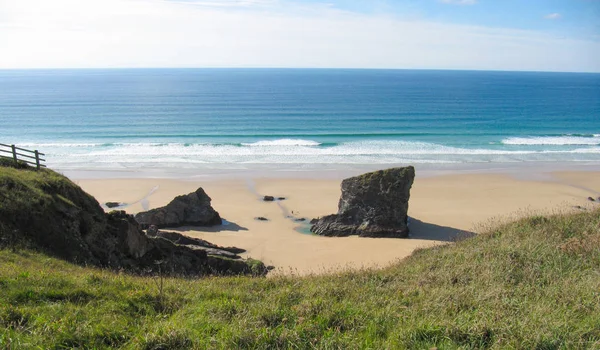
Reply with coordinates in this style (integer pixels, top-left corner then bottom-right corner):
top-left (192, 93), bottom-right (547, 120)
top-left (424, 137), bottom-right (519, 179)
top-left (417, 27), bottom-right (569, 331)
top-left (105, 202), bottom-right (122, 208)
top-left (255, 217), bottom-right (269, 221)
top-left (134, 188), bottom-right (222, 229)
top-left (146, 228), bottom-right (246, 256)
top-left (588, 197), bottom-right (595, 202)
top-left (311, 167), bottom-right (415, 238)
top-left (286, 215), bottom-right (306, 222)
top-left (185, 245), bottom-right (238, 259)
top-left (0, 164), bottom-right (265, 276)
top-left (147, 225), bottom-right (159, 236)
top-left (310, 218), bottom-right (319, 224)
top-left (263, 196), bottom-right (275, 201)
top-left (277, 197), bottom-right (286, 201)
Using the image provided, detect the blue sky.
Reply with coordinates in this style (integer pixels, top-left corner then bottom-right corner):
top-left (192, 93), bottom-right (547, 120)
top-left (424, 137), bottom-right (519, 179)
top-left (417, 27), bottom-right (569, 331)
top-left (291, 0), bottom-right (599, 39)
top-left (0, 0), bottom-right (598, 71)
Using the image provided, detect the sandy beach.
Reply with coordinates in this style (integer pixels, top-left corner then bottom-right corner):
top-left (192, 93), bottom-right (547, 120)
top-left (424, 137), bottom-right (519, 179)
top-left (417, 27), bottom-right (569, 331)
top-left (74, 170), bottom-right (600, 275)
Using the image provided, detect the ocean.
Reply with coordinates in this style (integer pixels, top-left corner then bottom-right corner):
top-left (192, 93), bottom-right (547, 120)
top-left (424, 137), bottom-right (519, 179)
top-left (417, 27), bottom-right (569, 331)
top-left (1, 69), bottom-right (599, 173)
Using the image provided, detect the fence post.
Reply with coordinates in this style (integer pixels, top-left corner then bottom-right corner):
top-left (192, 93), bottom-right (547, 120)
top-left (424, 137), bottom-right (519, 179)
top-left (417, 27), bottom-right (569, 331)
top-left (11, 144), bottom-right (17, 166)
top-left (35, 150), bottom-right (40, 170)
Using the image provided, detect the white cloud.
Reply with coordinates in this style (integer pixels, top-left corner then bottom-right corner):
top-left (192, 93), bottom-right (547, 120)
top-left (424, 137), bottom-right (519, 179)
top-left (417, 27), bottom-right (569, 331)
top-left (164, 0), bottom-right (278, 8)
top-left (0, 0), bottom-right (597, 72)
top-left (545, 13), bottom-right (562, 20)
top-left (440, 0), bottom-right (478, 5)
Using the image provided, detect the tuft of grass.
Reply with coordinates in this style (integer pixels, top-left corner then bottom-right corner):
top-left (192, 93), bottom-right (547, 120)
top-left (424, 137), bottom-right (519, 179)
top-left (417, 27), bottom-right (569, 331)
top-left (1, 208), bottom-right (599, 348)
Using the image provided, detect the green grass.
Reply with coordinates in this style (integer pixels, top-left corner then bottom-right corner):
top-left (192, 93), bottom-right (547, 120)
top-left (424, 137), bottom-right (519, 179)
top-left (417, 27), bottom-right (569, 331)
top-left (1, 207), bottom-right (599, 349)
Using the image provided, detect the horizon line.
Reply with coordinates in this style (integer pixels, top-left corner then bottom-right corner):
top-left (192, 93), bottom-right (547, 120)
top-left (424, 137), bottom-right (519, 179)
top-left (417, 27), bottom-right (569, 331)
top-left (0, 67), bottom-right (599, 74)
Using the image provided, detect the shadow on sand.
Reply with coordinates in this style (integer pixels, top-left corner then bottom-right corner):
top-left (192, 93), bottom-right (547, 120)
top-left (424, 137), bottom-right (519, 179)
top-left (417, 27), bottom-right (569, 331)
top-left (169, 220), bottom-right (249, 233)
top-left (409, 218), bottom-right (476, 242)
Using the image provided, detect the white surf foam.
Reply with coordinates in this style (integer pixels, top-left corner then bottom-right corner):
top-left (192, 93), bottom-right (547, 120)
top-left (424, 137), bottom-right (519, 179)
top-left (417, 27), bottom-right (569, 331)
top-left (37, 139), bottom-right (600, 170)
top-left (241, 139), bottom-right (322, 147)
top-left (20, 142), bottom-right (101, 148)
top-left (502, 135), bottom-right (600, 146)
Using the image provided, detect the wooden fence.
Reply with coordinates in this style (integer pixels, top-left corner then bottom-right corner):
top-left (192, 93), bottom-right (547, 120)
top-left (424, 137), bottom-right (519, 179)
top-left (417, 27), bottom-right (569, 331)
top-left (0, 143), bottom-right (46, 170)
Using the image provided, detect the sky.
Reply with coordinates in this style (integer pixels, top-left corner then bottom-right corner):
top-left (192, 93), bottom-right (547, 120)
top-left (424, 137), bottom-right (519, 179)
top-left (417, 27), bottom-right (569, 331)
top-left (0, 0), bottom-right (599, 72)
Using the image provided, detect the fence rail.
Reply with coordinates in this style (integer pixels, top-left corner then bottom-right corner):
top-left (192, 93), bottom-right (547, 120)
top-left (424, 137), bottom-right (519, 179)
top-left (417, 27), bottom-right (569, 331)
top-left (0, 143), bottom-right (46, 170)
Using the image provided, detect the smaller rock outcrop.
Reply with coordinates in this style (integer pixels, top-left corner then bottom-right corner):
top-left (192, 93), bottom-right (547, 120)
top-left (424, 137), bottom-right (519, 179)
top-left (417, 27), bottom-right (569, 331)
top-left (146, 228), bottom-right (246, 258)
top-left (105, 202), bottom-right (123, 208)
top-left (135, 188), bottom-right (222, 229)
top-left (311, 167), bottom-right (415, 238)
top-left (263, 196), bottom-right (275, 201)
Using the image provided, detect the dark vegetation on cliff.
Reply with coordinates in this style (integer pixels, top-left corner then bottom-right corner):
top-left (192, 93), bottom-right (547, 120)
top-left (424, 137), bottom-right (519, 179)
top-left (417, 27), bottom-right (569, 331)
top-left (1, 160), bottom-right (599, 348)
top-left (0, 160), bottom-right (264, 276)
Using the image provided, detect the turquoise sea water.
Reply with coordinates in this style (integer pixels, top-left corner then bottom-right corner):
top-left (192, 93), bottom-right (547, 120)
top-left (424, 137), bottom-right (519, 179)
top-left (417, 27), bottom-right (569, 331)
top-left (0, 69), bottom-right (599, 171)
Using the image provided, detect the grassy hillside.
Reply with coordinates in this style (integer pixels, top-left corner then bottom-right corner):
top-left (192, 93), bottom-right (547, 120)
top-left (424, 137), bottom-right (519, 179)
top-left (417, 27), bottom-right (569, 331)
top-left (0, 159), bottom-right (106, 262)
top-left (1, 205), bottom-right (599, 349)
top-left (0, 162), bottom-right (265, 276)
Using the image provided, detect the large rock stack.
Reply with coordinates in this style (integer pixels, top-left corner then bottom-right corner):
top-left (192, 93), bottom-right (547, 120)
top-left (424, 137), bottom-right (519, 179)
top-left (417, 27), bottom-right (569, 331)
top-left (311, 166), bottom-right (415, 238)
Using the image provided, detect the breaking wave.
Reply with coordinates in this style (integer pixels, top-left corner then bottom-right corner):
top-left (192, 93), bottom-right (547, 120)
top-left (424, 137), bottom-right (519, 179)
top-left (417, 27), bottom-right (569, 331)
top-left (502, 135), bottom-right (600, 146)
top-left (20, 138), bottom-right (600, 169)
top-left (241, 139), bottom-right (322, 147)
